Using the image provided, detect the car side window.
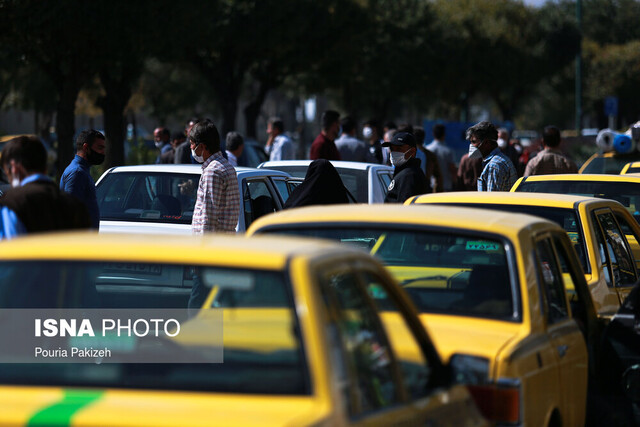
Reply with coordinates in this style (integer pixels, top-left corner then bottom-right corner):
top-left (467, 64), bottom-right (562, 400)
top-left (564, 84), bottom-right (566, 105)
top-left (596, 212), bottom-right (637, 286)
top-left (613, 211), bottom-right (640, 271)
top-left (318, 270), bottom-right (401, 417)
top-left (378, 172), bottom-right (392, 197)
top-left (360, 271), bottom-right (431, 400)
top-left (592, 213), bottom-right (614, 287)
top-left (535, 238), bottom-right (569, 324)
top-left (243, 179), bottom-right (276, 228)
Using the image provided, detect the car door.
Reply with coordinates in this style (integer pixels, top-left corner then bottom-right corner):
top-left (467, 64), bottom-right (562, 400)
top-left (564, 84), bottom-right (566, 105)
top-left (593, 209), bottom-right (638, 305)
top-left (534, 235), bottom-right (589, 427)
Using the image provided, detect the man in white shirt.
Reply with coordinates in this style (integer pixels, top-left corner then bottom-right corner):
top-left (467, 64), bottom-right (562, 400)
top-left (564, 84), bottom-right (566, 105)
top-left (265, 117), bottom-right (294, 161)
top-left (335, 116), bottom-right (371, 162)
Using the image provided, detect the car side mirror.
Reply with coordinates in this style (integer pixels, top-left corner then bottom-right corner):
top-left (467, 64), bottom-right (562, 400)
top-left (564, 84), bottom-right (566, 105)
top-left (622, 365), bottom-right (640, 403)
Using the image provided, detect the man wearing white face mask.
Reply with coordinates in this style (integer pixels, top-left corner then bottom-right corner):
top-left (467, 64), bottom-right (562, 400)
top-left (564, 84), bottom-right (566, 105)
top-left (466, 121), bottom-right (517, 192)
top-left (0, 136), bottom-right (90, 239)
top-left (189, 119), bottom-right (240, 235)
top-left (382, 131), bottom-right (428, 203)
top-left (153, 127), bottom-right (171, 164)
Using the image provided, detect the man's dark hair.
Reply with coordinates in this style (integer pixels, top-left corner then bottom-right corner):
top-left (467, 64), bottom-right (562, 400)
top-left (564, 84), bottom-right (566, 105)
top-left (465, 121), bottom-right (498, 143)
top-left (226, 131), bottom-right (244, 151)
top-left (543, 125), bottom-right (561, 148)
top-left (161, 128), bottom-right (170, 139)
top-left (2, 136), bottom-right (47, 173)
top-left (75, 129), bottom-right (105, 152)
top-left (321, 110), bottom-right (340, 131)
top-left (189, 119), bottom-right (220, 153)
top-left (171, 132), bottom-right (186, 142)
top-left (432, 123), bottom-right (446, 140)
top-left (340, 116), bottom-right (357, 134)
top-left (398, 123), bottom-right (414, 135)
top-left (414, 126), bottom-right (426, 146)
top-left (268, 117), bottom-right (284, 133)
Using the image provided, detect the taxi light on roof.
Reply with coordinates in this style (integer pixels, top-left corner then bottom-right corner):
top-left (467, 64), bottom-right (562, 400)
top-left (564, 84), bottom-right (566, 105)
top-left (467, 383), bottom-right (520, 424)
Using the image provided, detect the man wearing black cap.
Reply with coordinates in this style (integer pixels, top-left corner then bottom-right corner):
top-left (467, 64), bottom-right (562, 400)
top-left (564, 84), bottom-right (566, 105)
top-left (383, 131), bottom-right (429, 203)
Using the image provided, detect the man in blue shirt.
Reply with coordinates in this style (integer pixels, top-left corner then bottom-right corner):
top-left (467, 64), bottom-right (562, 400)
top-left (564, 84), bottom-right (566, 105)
top-left (60, 129), bottom-right (106, 229)
top-left (466, 121), bottom-right (517, 192)
top-left (0, 136), bottom-right (90, 239)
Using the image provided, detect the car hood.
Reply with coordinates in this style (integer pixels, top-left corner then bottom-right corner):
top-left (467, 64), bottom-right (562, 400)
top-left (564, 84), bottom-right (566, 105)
top-left (420, 313), bottom-right (521, 365)
top-left (0, 386), bottom-right (327, 426)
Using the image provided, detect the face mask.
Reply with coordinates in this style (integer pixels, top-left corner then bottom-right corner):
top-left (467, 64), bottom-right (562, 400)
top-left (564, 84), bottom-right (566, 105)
top-left (468, 143), bottom-right (483, 160)
top-left (191, 147), bottom-right (204, 163)
top-left (11, 177), bottom-right (20, 188)
top-left (87, 149), bottom-right (105, 165)
top-left (155, 140), bottom-right (164, 148)
top-left (390, 150), bottom-right (408, 167)
top-left (363, 126), bottom-right (373, 139)
top-left (497, 138), bottom-right (507, 149)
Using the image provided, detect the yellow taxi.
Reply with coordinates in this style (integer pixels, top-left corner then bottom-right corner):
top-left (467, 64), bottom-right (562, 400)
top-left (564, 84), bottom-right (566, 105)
top-left (511, 173), bottom-right (640, 222)
top-left (579, 151), bottom-right (640, 174)
top-left (620, 161), bottom-right (640, 175)
top-left (0, 232), bottom-right (486, 427)
top-left (405, 191), bottom-right (640, 319)
top-left (247, 205), bottom-right (599, 426)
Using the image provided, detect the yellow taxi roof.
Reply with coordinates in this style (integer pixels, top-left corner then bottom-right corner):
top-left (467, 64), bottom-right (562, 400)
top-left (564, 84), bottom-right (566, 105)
top-left (408, 191), bottom-right (615, 209)
top-left (0, 231), bottom-right (349, 270)
top-left (518, 173), bottom-right (640, 183)
top-left (248, 204), bottom-right (562, 239)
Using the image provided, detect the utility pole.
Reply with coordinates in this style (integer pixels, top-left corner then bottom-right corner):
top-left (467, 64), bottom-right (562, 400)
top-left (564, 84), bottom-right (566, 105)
top-left (575, 0), bottom-right (582, 132)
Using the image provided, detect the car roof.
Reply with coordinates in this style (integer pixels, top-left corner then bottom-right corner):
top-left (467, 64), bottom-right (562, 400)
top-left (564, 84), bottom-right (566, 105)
top-left (0, 232), bottom-right (360, 269)
top-left (259, 160), bottom-right (393, 171)
top-left (248, 204), bottom-right (562, 238)
top-left (409, 191), bottom-right (619, 209)
top-left (520, 173), bottom-right (640, 183)
top-left (102, 164), bottom-right (291, 177)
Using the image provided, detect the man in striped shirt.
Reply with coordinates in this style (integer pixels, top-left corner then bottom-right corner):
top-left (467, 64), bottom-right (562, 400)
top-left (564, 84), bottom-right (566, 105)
top-left (189, 119), bottom-right (240, 234)
top-left (466, 121), bottom-right (518, 192)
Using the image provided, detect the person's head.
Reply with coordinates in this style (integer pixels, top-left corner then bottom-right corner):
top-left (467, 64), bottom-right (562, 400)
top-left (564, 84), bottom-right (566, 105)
top-left (340, 116), bottom-right (357, 136)
top-left (383, 129), bottom-right (396, 144)
top-left (382, 131), bottom-right (417, 167)
top-left (171, 131), bottom-right (186, 149)
top-left (321, 110), bottom-right (341, 140)
top-left (432, 123), bottom-right (446, 141)
top-left (497, 128), bottom-right (509, 149)
top-left (413, 126), bottom-right (426, 146)
top-left (362, 118), bottom-right (380, 142)
top-left (226, 131), bottom-right (244, 156)
top-left (189, 119), bottom-right (220, 163)
top-left (267, 117), bottom-right (284, 137)
top-left (383, 121), bottom-right (397, 133)
top-left (397, 123), bottom-right (414, 135)
top-left (154, 127), bottom-right (170, 148)
top-left (542, 125), bottom-right (561, 148)
top-left (466, 121), bottom-right (498, 159)
top-left (75, 129), bottom-right (106, 165)
top-left (2, 136), bottom-right (48, 186)
top-left (185, 117), bottom-right (200, 140)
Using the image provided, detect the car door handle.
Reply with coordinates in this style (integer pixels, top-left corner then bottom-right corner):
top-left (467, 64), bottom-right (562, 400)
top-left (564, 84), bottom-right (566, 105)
top-left (557, 345), bottom-right (568, 358)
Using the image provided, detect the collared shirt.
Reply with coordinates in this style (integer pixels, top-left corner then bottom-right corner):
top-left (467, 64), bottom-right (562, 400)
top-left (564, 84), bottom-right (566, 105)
top-left (60, 155), bottom-right (99, 228)
top-left (0, 174), bottom-right (51, 239)
top-left (191, 152), bottom-right (240, 234)
top-left (524, 147), bottom-right (578, 177)
top-left (335, 134), bottom-right (370, 162)
top-left (425, 139), bottom-right (456, 191)
top-left (226, 150), bottom-right (238, 167)
top-left (310, 133), bottom-right (341, 161)
top-left (266, 134), bottom-right (294, 161)
top-left (478, 148), bottom-right (518, 192)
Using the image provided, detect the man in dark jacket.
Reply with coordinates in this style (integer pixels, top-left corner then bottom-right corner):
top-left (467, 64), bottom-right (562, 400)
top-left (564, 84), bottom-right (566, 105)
top-left (383, 132), bottom-right (428, 203)
top-left (0, 136), bottom-right (91, 238)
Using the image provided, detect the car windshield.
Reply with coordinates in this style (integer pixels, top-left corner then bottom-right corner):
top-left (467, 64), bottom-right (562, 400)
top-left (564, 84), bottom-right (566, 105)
top-left (96, 172), bottom-right (199, 224)
top-left (266, 227), bottom-right (519, 321)
top-left (581, 155), bottom-right (640, 174)
top-left (266, 165), bottom-right (368, 203)
top-left (0, 261), bottom-right (309, 395)
top-left (516, 180), bottom-right (640, 222)
top-left (439, 204), bottom-right (588, 273)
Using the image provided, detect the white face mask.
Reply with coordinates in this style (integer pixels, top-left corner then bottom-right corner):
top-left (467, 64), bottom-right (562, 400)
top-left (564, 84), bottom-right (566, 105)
top-left (362, 126), bottom-right (373, 139)
top-left (154, 140), bottom-right (164, 148)
top-left (468, 143), bottom-right (483, 160)
top-left (11, 177), bottom-right (20, 188)
top-left (497, 138), bottom-right (507, 148)
top-left (191, 147), bottom-right (204, 163)
top-left (390, 150), bottom-right (408, 167)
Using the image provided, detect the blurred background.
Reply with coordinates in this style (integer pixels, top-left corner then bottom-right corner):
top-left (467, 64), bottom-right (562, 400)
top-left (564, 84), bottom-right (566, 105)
top-left (1, 0), bottom-right (639, 176)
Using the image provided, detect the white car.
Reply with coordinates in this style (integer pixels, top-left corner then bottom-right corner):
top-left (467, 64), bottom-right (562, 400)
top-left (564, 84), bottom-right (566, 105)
top-left (258, 160), bottom-right (394, 203)
top-left (95, 164), bottom-right (299, 234)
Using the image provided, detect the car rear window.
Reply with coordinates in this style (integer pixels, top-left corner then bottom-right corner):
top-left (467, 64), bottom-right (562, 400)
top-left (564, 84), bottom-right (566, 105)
top-left (0, 261), bottom-right (309, 395)
top-left (264, 227), bottom-right (520, 321)
top-left (516, 180), bottom-right (640, 222)
top-left (96, 172), bottom-right (200, 224)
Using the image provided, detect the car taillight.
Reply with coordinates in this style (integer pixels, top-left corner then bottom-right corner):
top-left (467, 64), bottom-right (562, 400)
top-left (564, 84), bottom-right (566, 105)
top-left (467, 382), bottom-right (520, 424)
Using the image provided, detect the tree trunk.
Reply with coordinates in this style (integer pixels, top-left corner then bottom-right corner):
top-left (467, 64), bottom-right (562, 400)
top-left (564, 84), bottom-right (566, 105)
top-left (243, 81), bottom-right (270, 140)
top-left (55, 81), bottom-right (80, 180)
top-left (98, 74), bottom-right (132, 168)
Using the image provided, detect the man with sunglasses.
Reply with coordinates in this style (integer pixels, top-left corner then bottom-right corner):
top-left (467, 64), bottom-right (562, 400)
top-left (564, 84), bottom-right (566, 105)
top-left (466, 121), bottom-right (517, 192)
